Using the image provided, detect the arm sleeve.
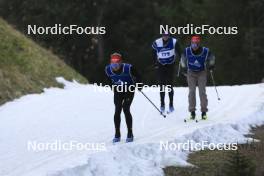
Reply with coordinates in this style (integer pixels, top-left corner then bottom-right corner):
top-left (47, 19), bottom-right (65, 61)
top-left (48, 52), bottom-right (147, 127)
top-left (152, 41), bottom-right (158, 64)
top-left (152, 48), bottom-right (158, 64)
top-left (130, 66), bottom-right (143, 84)
top-left (104, 68), bottom-right (113, 86)
top-left (175, 41), bottom-right (182, 59)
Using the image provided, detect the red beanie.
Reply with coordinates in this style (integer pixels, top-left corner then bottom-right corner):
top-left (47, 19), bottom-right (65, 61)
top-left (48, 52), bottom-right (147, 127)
top-left (110, 53), bottom-right (122, 63)
top-left (191, 35), bottom-right (201, 43)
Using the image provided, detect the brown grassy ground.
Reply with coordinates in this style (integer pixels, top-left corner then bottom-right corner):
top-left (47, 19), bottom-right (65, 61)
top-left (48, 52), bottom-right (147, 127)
top-left (164, 125), bottom-right (264, 176)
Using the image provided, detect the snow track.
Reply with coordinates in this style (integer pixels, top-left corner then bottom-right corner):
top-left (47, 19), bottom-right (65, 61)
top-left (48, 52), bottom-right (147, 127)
top-left (0, 79), bottom-right (263, 176)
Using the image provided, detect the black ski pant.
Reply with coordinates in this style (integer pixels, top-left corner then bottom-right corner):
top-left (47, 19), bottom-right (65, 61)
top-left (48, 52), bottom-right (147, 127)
top-left (113, 91), bottom-right (134, 138)
top-left (157, 63), bottom-right (175, 107)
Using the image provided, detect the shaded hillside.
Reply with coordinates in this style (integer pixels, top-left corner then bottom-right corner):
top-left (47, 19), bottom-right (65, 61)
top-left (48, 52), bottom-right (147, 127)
top-left (0, 18), bottom-right (87, 104)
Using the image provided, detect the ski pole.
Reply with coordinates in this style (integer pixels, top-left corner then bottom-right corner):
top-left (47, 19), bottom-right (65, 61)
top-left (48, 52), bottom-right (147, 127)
top-left (209, 70), bottom-right (221, 101)
top-left (177, 61), bottom-right (181, 77)
top-left (140, 91), bottom-right (166, 118)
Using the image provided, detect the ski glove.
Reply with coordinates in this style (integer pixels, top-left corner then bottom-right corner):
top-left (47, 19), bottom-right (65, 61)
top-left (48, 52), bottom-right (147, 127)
top-left (208, 65), bottom-right (215, 71)
top-left (181, 67), bottom-right (188, 77)
top-left (153, 62), bottom-right (159, 69)
top-left (137, 83), bottom-right (144, 91)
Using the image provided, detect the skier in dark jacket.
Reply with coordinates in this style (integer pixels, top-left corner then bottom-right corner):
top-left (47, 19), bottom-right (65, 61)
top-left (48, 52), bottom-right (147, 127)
top-left (152, 33), bottom-right (181, 114)
top-left (105, 52), bottom-right (142, 143)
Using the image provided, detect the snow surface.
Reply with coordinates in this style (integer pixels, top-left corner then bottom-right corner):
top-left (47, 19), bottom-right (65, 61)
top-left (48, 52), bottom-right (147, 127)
top-left (0, 78), bottom-right (263, 176)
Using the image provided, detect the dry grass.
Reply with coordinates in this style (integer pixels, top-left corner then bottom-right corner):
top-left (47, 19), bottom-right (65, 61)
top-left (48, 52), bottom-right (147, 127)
top-left (0, 18), bottom-right (87, 104)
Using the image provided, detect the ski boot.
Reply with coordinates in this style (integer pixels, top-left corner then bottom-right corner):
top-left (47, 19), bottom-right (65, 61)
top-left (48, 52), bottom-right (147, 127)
top-left (113, 137), bottom-right (121, 143)
top-left (190, 111), bottom-right (196, 120)
top-left (126, 131), bottom-right (134, 143)
top-left (160, 105), bottom-right (165, 114)
top-left (184, 111), bottom-right (196, 122)
top-left (126, 137), bottom-right (133, 143)
top-left (167, 105), bottom-right (174, 114)
top-left (201, 112), bottom-right (207, 120)
top-left (113, 131), bottom-right (121, 143)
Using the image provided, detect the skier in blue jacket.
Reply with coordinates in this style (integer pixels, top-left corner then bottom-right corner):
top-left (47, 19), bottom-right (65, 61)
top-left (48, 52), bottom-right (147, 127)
top-left (105, 53), bottom-right (142, 143)
top-left (181, 35), bottom-right (215, 120)
top-left (152, 33), bottom-right (181, 114)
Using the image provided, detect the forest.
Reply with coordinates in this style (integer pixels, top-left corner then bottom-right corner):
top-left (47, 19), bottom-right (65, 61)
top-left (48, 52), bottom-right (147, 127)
top-left (0, 0), bottom-right (263, 85)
